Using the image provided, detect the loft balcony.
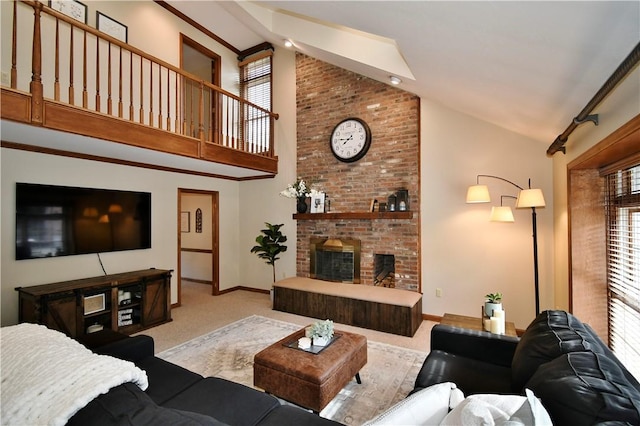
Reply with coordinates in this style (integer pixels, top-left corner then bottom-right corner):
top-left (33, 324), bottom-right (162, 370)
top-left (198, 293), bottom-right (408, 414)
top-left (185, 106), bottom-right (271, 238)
top-left (1, 1), bottom-right (279, 179)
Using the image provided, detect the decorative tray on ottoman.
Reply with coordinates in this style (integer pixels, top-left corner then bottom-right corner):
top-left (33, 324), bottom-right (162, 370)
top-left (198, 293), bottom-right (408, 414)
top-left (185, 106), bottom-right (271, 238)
top-left (284, 333), bottom-right (342, 355)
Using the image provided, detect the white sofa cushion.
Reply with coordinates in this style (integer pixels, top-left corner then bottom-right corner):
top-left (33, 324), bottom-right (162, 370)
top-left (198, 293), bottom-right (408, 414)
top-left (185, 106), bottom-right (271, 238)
top-left (441, 389), bottom-right (552, 425)
top-left (363, 382), bottom-right (464, 426)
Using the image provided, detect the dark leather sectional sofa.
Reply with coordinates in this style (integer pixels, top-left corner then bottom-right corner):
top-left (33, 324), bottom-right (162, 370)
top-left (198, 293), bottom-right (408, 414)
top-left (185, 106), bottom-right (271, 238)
top-left (69, 334), bottom-right (340, 425)
top-left (414, 310), bottom-right (640, 424)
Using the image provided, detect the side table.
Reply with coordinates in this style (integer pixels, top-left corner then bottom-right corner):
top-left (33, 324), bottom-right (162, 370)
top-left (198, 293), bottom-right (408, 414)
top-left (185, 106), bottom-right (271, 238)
top-left (441, 313), bottom-right (518, 337)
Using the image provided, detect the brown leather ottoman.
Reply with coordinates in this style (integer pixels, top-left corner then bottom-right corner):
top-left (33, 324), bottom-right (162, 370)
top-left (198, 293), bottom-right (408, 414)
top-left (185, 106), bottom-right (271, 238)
top-left (253, 328), bottom-right (367, 413)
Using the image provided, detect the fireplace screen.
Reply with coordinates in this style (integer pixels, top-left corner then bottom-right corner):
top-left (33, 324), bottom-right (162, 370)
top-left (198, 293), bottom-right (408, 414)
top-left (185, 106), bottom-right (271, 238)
top-left (310, 238), bottom-right (361, 283)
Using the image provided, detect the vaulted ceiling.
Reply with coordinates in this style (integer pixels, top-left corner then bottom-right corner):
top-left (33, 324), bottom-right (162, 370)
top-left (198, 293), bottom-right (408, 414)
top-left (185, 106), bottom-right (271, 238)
top-left (167, 1), bottom-right (639, 147)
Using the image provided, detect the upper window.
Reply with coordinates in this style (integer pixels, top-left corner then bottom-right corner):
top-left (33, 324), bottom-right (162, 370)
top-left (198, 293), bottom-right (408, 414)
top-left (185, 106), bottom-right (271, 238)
top-left (239, 52), bottom-right (272, 153)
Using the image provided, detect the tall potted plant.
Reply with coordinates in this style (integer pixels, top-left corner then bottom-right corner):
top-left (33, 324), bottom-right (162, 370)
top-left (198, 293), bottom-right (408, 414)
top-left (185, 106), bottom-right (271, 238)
top-left (250, 223), bottom-right (288, 283)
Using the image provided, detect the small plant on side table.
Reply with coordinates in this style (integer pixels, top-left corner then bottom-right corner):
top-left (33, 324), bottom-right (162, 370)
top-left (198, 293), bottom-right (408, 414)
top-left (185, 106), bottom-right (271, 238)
top-left (484, 292), bottom-right (503, 317)
top-left (485, 292), bottom-right (503, 303)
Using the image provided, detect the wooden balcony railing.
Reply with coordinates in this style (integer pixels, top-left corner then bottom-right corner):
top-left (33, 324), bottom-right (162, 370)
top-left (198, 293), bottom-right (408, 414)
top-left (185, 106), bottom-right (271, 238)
top-left (1, 0), bottom-right (279, 176)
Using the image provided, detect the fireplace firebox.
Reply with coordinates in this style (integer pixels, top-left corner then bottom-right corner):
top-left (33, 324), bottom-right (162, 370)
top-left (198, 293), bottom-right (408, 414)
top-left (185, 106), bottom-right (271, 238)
top-left (374, 254), bottom-right (395, 287)
top-left (310, 238), bottom-right (361, 283)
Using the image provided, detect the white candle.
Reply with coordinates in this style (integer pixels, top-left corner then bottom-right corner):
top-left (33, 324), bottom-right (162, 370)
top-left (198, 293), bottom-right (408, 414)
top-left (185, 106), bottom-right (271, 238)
top-left (490, 317), bottom-right (500, 334)
top-left (483, 318), bottom-right (491, 332)
top-left (493, 309), bottom-right (505, 334)
top-left (298, 337), bottom-right (311, 349)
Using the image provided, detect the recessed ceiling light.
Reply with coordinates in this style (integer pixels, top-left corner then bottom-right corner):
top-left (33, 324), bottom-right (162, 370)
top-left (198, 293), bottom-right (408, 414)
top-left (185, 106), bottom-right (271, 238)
top-left (284, 40), bottom-right (293, 48)
top-left (389, 76), bottom-right (402, 85)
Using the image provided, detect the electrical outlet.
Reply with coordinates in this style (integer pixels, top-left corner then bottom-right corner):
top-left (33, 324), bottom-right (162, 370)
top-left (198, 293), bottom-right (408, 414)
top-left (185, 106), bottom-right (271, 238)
top-left (1, 71), bottom-right (9, 85)
top-left (436, 288), bottom-right (442, 298)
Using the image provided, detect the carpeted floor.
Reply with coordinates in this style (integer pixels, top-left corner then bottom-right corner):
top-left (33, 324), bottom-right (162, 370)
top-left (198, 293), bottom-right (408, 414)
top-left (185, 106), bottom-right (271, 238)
top-left (138, 281), bottom-right (435, 353)
top-left (158, 315), bottom-right (428, 425)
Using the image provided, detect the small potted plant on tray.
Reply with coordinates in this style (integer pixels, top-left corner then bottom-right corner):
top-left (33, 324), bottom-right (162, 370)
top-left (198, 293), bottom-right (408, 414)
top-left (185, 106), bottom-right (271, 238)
top-left (484, 292), bottom-right (503, 317)
top-left (306, 319), bottom-right (335, 346)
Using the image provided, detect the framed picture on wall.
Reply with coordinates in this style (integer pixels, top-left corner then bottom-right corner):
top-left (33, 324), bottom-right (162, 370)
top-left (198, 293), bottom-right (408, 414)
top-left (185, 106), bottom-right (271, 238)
top-left (97, 11), bottom-right (128, 43)
top-left (181, 211), bottom-right (190, 233)
top-left (49, 0), bottom-right (87, 24)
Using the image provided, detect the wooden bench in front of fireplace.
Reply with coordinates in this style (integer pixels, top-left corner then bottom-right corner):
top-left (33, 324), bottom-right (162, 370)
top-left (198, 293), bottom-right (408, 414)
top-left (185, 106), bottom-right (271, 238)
top-left (272, 277), bottom-right (423, 337)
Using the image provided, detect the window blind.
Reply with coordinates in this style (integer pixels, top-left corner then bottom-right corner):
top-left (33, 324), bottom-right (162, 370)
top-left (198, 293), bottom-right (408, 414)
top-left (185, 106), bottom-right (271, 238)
top-left (239, 52), bottom-right (272, 152)
top-left (240, 53), bottom-right (272, 110)
top-left (606, 164), bottom-right (640, 379)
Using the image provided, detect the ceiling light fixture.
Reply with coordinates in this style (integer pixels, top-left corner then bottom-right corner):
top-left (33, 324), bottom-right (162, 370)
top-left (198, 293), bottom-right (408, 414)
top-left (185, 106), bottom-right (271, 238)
top-left (389, 76), bottom-right (402, 85)
top-left (284, 40), bottom-right (293, 48)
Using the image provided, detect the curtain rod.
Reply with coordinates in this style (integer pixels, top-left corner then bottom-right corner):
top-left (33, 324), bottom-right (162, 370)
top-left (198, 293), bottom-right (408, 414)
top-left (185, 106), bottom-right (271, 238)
top-left (547, 41), bottom-right (640, 156)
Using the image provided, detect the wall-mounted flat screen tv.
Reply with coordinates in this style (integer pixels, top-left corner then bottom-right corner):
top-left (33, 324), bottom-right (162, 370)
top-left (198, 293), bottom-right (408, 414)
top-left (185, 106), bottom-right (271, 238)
top-left (16, 183), bottom-right (151, 260)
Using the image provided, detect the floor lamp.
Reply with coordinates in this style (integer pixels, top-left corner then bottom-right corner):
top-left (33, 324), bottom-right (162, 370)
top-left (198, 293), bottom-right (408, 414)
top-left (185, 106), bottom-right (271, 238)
top-left (466, 175), bottom-right (546, 316)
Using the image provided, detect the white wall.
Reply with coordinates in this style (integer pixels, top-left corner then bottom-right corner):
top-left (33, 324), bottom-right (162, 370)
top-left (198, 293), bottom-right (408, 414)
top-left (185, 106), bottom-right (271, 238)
top-left (238, 48), bottom-right (299, 290)
top-left (420, 99), bottom-right (554, 328)
top-left (0, 149), bottom-right (241, 325)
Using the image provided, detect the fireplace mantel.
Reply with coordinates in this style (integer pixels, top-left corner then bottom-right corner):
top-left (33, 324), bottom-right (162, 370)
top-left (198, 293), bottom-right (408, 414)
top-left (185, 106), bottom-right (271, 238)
top-left (293, 212), bottom-right (413, 220)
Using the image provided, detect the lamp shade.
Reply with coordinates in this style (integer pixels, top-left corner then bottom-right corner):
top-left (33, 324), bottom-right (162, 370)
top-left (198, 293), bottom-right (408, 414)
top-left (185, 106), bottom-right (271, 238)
top-left (83, 207), bottom-right (98, 217)
top-left (490, 206), bottom-right (515, 222)
top-left (466, 185), bottom-right (491, 203)
top-left (516, 188), bottom-right (546, 208)
top-left (108, 203), bottom-right (123, 213)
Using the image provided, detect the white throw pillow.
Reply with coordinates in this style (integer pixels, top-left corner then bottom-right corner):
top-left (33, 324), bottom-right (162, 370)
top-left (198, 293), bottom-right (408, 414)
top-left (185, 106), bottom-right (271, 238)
top-left (363, 382), bottom-right (464, 426)
top-left (505, 389), bottom-right (552, 426)
top-left (440, 389), bottom-right (552, 426)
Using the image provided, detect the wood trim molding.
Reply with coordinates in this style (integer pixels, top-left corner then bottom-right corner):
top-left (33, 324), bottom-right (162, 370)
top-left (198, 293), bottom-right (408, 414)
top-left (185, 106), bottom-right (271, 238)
top-left (568, 114), bottom-right (640, 170)
top-left (180, 248), bottom-right (213, 254)
top-left (218, 286), bottom-right (270, 295)
top-left (153, 1), bottom-right (240, 54)
top-left (0, 140), bottom-right (242, 181)
top-left (181, 278), bottom-right (212, 285)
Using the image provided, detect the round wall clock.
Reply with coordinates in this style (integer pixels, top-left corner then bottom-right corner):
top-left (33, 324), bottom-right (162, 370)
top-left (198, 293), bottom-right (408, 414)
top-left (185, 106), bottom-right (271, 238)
top-left (330, 117), bottom-right (372, 162)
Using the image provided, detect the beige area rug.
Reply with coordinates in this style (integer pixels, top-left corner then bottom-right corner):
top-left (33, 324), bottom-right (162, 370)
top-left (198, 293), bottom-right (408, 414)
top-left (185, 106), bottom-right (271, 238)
top-left (157, 315), bottom-right (427, 425)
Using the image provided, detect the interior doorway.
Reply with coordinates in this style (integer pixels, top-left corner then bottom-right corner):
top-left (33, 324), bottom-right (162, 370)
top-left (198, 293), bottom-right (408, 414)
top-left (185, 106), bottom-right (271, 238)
top-left (180, 34), bottom-right (221, 140)
top-left (177, 189), bottom-right (219, 305)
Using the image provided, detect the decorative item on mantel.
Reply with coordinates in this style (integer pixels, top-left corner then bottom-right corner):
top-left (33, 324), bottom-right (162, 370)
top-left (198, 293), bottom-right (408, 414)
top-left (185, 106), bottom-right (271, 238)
top-left (280, 178), bottom-right (321, 214)
top-left (396, 189), bottom-right (410, 211)
top-left (386, 189), bottom-right (410, 212)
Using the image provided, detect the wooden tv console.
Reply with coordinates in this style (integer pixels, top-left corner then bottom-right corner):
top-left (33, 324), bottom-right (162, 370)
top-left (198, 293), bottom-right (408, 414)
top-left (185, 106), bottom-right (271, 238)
top-left (16, 268), bottom-right (172, 339)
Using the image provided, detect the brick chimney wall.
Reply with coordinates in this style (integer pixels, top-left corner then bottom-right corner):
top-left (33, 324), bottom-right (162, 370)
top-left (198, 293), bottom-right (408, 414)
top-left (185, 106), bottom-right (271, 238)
top-left (294, 53), bottom-right (420, 291)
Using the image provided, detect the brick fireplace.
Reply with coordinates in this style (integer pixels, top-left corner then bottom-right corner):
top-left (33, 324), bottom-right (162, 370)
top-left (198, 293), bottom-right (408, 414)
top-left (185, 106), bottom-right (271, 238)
top-left (294, 53), bottom-right (420, 292)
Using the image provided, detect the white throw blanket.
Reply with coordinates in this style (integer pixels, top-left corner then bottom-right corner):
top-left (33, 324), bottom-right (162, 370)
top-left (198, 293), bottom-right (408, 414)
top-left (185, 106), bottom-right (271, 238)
top-left (1, 323), bottom-right (148, 426)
